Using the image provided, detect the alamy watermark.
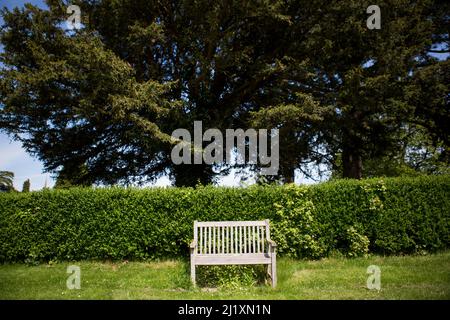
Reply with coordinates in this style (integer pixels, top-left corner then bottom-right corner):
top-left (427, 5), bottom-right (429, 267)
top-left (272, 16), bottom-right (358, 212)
top-left (171, 121), bottom-right (279, 175)
top-left (66, 5), bottom-right (81, 30)
top-left (367, 5), bottom-right (381, 30)
top-left (66, 265), bottom-right (81, 289)
top-left (366, 265), bottom-right (381, 290)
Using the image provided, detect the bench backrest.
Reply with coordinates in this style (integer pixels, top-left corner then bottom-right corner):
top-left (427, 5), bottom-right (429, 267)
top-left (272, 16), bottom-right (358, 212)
top-left (193, 220), bottom-right (270, 255)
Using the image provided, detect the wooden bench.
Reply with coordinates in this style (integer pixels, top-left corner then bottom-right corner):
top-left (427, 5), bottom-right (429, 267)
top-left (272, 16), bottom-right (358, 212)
top-left (190, 220), bottom-right (277, 288)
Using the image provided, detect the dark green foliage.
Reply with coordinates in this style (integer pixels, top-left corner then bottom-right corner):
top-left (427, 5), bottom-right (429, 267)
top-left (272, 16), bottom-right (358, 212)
top-left (0, 176), bottom-right (448, 263)
top-left (0, 3), bottom-right (179, 186)
top-left (0, 1), bottom-right (293, 186)
top-left (0, 171), bottom-right (14, 192)
top-left (2, 1), bottom-right (447, 185)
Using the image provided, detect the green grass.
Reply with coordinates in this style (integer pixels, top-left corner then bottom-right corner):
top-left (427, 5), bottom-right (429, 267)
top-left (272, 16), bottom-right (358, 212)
top-left (1, 252), bottom-right (449, 300)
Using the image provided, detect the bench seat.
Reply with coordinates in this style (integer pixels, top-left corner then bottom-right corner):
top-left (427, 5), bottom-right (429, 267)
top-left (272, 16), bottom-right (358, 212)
top-left (195, 253), bottom-right (272, 265)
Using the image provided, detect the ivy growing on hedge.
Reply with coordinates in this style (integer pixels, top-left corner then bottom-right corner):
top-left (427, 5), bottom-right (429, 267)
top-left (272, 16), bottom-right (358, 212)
top-left (0, 176), bottom-right (449, 262)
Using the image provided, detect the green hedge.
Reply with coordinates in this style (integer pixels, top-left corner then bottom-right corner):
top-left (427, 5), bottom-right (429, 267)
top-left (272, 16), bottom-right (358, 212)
top-left (0, 176), bottom-right (449, 262)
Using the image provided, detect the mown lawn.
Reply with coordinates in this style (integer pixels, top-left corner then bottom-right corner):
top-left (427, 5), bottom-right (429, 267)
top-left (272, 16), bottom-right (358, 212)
top-left (0, 251), bottom-right (449, 300)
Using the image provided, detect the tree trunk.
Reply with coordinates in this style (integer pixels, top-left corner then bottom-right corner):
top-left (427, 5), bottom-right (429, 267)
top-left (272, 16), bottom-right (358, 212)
top-left (172, 163), bottom-right (214, 187)
top-left (281, 166), bottom-right (295, 184)
top-left (342, 148), bottom-right (363, 179)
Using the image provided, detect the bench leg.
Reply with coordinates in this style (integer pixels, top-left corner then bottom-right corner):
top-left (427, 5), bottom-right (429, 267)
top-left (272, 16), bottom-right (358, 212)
top-left (271, 255), bottom-right (277, 288)
top-left (190, 260), bottom-right (196, 287)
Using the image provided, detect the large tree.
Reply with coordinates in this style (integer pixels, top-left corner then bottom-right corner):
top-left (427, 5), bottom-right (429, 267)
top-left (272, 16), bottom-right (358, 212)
top-left (79, 0), bottom-right (296, 185)
top-left (251, 0), bottom-right (449, 179)
top-left (1, 0), bottom-right (296, 186)
top-left (0, 2), bottom-right (179, 186)
top-left (1, 0), bottom-right (447, 186)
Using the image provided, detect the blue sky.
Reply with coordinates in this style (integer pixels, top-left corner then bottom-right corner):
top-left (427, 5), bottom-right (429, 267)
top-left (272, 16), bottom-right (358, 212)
top-left (0, 0), bottom-right (46, 12)
top-left (0, 134), bottom-right (54, 190)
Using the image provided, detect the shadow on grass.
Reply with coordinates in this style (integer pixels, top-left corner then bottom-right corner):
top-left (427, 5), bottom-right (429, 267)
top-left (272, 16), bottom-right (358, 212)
top-left (193, 264), bottom-right (268, 289)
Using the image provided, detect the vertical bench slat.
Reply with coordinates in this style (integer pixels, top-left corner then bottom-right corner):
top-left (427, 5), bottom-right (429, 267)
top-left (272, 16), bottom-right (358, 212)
top-left (250, 226), bottom-right (252, 253)
top-left (249, 226), bottom-right (251, 253)
top-left (256, 226), bottom-right (261, 253)
top-left (199, 227), bottom-right (201, 254)
top-left (233, 226), bottom-right (236, 253)
top-left (243, 226), bottom-right (247, 254)
top-left (202, 226), bottom-right (204, 254)
top-left (242, 226), bottom-right (244, 253)
top-left (214, 226), bottom-right (216, 254)
top-left (237, 226), bottom-right (240, 253)
top-left (252, 226), bottom-right (256, 253)
top-left (232, 226), bottom-right (235, 254)
top-left (229, 226), bottom-right (231, 254)
top-left (238, 226), bottom-right (241, 253)
top-left (218, 226), bottom-right (221, 253)
top-left (248, 226), bottom-right (251, 253)
top-left (226, 226), bottom-right (229, 254)
top-left (257, 226), bottom-right (260, 253)
top-left (262, 226), bottom-right (265, 252)
top-left (260, 226), bottom-right (263, 252)
top-left (204, 226), bottom-right (207, 254)
top-left (261, 226), bottom-right (264, 252)
top-left (257, 225), bottom-right (260, 253)
top-left (205, 226), bottom-right (208, 254)
top-left (208, 226), bottom-right (211, 254)
top-left (197, 227), bottom-right (203, 254)
top-left (237, 226), bottom-right (239, 254)
top-left (221, 226), bottom-right (224, 254)
top-left (235, 226), bottom-right (238, 254)
top-left (248, 226), bottom-right (250, 253)
top-left (230, 226), bottom-right (234, 254)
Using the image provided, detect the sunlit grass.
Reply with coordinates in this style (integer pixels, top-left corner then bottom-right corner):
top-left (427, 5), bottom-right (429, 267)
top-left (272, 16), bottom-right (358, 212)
top-left (0, 251), bottom-right (449, 300)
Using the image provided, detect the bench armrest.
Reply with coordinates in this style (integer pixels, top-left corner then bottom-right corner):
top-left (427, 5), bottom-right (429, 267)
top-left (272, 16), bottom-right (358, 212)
top-left (268, 239), bottom-right (277, 248)
top-left (190, 240), bottom-right (197, 249)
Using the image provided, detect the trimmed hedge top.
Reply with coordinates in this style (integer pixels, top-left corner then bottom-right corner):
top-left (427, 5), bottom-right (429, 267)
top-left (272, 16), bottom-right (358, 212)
top-left (0, 175), bottom-right (449, 262)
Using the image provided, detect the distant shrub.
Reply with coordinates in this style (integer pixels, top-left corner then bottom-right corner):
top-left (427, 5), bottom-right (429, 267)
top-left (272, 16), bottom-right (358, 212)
top-left (344, 226), bottom-right (370, 257)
